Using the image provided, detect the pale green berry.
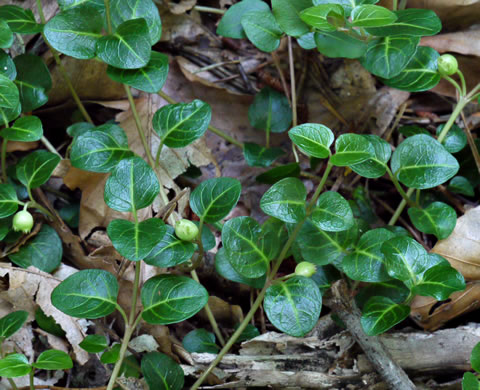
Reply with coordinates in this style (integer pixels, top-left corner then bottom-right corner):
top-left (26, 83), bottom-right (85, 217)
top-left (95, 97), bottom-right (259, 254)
top-left (295, 262), bottom-right (317, 278)
top-left (12, 210), bottom-right (34, 234)
top-left (437, 54), bottom-right (458, 76)
top-left (175, 219), bottom-right (199, 241)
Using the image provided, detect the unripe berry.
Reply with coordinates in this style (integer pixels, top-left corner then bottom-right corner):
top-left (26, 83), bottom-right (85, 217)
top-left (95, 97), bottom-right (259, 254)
top-left (175, 219), bottom-right (199, 241)
top-left (295, 262), bottom-right (317, 278)
top-left (12, 210), bottom-right (34, 234)
top-left (437, 54), bottom-right (458, 76)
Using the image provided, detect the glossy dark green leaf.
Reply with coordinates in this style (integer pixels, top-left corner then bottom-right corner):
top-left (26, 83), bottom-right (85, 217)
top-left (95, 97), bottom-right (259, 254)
top-left (412, 264), bottom-right (465, 300)
top-left (383, 47), bottom-right (441, 92)
top-left (67, 122), bottom-right (95, 138)
top-left (107, 218), bottom-right (166, 261)
top-left (331, 133), bottom-right (375, 167)
top-left (214, 247), bottom-right (266, 288)
top-left (314, 31), bottom-right (367, 59)
top-left (9, 225), bottom-right (62, 273)
top-left (355, 280), bottom-right (409, 309)
top-left (51, 269), bottom-right (119, 319)
top-left (0, 73), bottom-right (18, 110)
top-left (192, 221), bottom-right (216, 251)
top-left (235, 323), bottom-right (261, 342)
top-left (16, 150), bottom-right (61, 190)
top-left (241, 10), bottom-right (284, 53)
top-left (190, 177), bottom-right (241, 223)
top-left (350, 135), bottom-right (391, 178)
top-left (463, 372), bottom-right (480, 390)
top-left (343, 228), bottom-right (395, 282)
top-left (260, 177), bottom-right (306, 223)
top-left (141, 352), bottom-right (184, 390)
top-left (365, 9), bottom-right (442, 37)
top-left (436, 123), bottom-right (467, 154)
top-left (391, 134), bottom-right (459, 189)
top-left (71, 124), bottom-right (133, 173)
top-left (0, 116), bottom-right (43, 142)
top-left (361, 36), bottom-right (419, 79)
top-left (297, 32), bottom-right (316, 50)
top-left (0, 354), bottom-right (31, 377)
top-left (110, 0), bottom-right (162, 44)
top-left (141, 274), bottom-right (208, 324)
top-left (104, 156), bottom-right (159, 212)
top-left (144, 225), bottom-right (194, 267)
top-left (107, 51), bottom-right (168, 93)
top-left (289, 123), bottom-right (334, 159)
top-left (408, 201), bottom-right (456, 240)
top-left (182, 329), bottom-right (219, 354)
top-left (300, 4), bottom-right (344, 31)
top-left (58, 0), bottom-right (105, 12)
top-left (360, 296), bottom-right (410, 336)
top-left (33, 350), bottom-right (73, 370)
top-left (0, 50), bottom-right (16, 80)
top-left (96, 18), bottom-right (151, 69)
top-left (448, 176), bottom-right (475, 197)
top-left (256, 162), bottom-right (301, 184)
top-left (272, 0), bottom-right (312, 37)
top-left (0, 20), bottom-right (13, 49)
top-left (79, 334), bottom-right (108, 353)
top-left (100, 343), bottom-right (121, 364)
top-left (152, 99), bottom-right (211, 148)
top-left (264, 276), bottom-right (322, 337)
top-left (35, 308), bottom-right (65, 338)
top-left (248, 87), bottom-right (292, 133)
top-left (351, 4), bottom-right (396, 27)
top-left (216, 0), bottom-right (270, 39)
top-left (44, 5), bottom-right (103, 60)
top-left (398, 125), bottom-right (430, 137)
top-left (0, 100), bottom-right (21, 125)
top-left (0, 6), bottom-right (42, 33)
top-left (0, 311), bottom-right (28, 340)
top-left (311, 265), bottom-right (341, 293)
top-left (311, 191), bottom-right (354, 232)
top-left (0, 183), bottom-right (20, 218)
top-left (472, 342), bottom-right (480, 374)
top-left (243, 143), bottom-right (285, 168)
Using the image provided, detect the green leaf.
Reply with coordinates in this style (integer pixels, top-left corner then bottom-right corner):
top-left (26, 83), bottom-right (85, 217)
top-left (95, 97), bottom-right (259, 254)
top-left (67, 122), bottom-right (95, 138)
top-left (463, 372), bottom-right (480, 390)
top-left (288, 123), bottom-right (334, 159)
top-left (315, 31), bottom-right (367, 59)
top-left (260, 177), bottom-right (306, 223)
top-left (110, 0), bottom-right (162, 45)
top-left (331, 133), bottom-right (375, 166)
top-left (44, 5), bottom-right (103, 60)
top-left (144, 225), bottom-right (194, 268)
top-left (0, 50), bottom-right (16, 80)
top-left (152, 99), bottom-right (212, 148)
top-left (96, 18), bottom-right (151, 69)
top-left (241, 10), bottom-right (284, 53)
top-left (472, 343), bottom-right (480, 374)
top-left (343, 228), bottom-right (394, 282)
top-left (71, 124), bottom-right (133, 173)
top-left (214, 247), bottom-right (266, 288)
top-left (0, 20), bottom-right (13, 49)
top-left (0, 116), bottom-right (43, 142)
top-left (104, 156), bottom-right (159, 212)
top-left (0, 6), bottom-right (42, 33)
top-left (35, 308), bottom-right (65, 338)
top-left (9, 225), bottom-right (62, 273)
top-left (412, 264), bottom-right (465, 300)
top-left (33, 350), bottom-right (73, 370)
top-left (351, 4), bottom-right (396, 27)
top-left (216, 0), bottom-right (270, 39)
top-left (0, 73), bottom-right (19, 110)
top-left (256, 162), bottom-right (300, 184)
top-left (0, 183), bottom-right (19, 218)
top-left (360, 296), bottom-right (410, 336)
top-left (350, 135), bottom-right (391, 178)
top-left (100, 343), bottom-right (121, 364)
top-left (107, 51), bottom-right (168, 93)
top-left (272, 0), bottom-right (312, 37)
top-left (365, 9), bottom-right (442, 37)
top-left (141, 274), bottom-right (208, 324)
top-left (0, 216), bottom-right (11, 240)
top-left (79, 334), bottom-right (108, 353)
top-left (361, 36), bottom-right (419, 79)
top-left (297, 32), bottom-right (316, 50)
top-left (235, 323), bottom-right (261, 342)
top-left (448, 176), bottom-right (475, 197)
top-left (383, 47), bottom-right (441, 92)
top-left (182, 329), bottom-right (219, 354)
top-left (0, 100), bottom-right (21, 126)
top-left (408, 201), bottom-right (456, 240)
top-left (51, 269), bottom-right (119, 319)
top-left (398, 125), bottom-right (430, 137)
top-left (300, 4), bottom-right (344, 31)
top-left (355, 280), bottom-right (409, 309)
top-left (391, 134), bottom-right (459, 189)
top-left (311, 265), bottom-right (341, 293)
top-left (107, 218), bottom-right (166, 261)
top-left (243, 143), bottom-right (285, 167)
top-left (58, 0), bottom-right (105, 12)
top-left (0, 354), bottom-right (31, 377)
top-left (436, 123), bottom-right (467, 154)
top-left (222, 216), bottom-right (272, 278)
top-left (311, 191), bottom-right (354, 232)
top-left (16, 150), bottom-right (61, 190)
top-left (141, 352), bottom-right (184, 390)
top-left (193, 221), bottom-right (216, 251)
top-left (0, 311), bottom-right (28, 341)
top-left (190, 177), bottom-right (241, 223)
top-left (248, 87), bottom-right (292, 133)
top-left (264, 276), bottom-right (322, 337)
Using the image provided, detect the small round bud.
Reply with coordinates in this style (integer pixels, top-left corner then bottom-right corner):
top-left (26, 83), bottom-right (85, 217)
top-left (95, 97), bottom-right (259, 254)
top-left (437, 54), bottom-right (458, 76)
top-left (12, 210), bottom-right (34, 234)
top-left (175, 219), bottom-right (199, 241)
top-left (295, 262), bottom-right (317, 278)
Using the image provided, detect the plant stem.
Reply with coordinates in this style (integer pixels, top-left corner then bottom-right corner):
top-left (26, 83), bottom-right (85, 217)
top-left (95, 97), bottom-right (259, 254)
top-left (104, 0), bottom-right (112, 33)
top-left (456, 70), bottom-right (467, 96)
top-left (443, 75), bottom-right (463, 96)
top-left (29, 370), bottom-right (34, 390)
top-left (41, 136), bottom-right (61, 157)
top-left (386, 167), bottom-right (416, 207)
top-left (438, 97), bottom-right (468, 143)
top-left (460, 110), bottom-right (480, 174)
top-left (288, 37), bottom-right (297, 128)
top-left (154, 140), bottom-right (164, 168)
top-left (193, 5), bottom-right (225, 14)
top-left (416, 189), bottom-right (421, 205)
top-left (389, 189), bottom-right (413, 226)
top-left (1, 137), bottom-right (7, 182)
top-left (392, 0), bottom-right (398, 10)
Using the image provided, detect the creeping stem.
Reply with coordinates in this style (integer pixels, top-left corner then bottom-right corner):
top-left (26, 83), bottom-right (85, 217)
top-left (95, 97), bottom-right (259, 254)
top-left (1, 137), bottom-right (7, 182)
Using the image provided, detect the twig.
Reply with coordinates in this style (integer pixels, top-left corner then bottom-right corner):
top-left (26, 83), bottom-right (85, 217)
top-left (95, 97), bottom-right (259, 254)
top-left (460, 111), bottom-right (480, 174)
top-left (271, 51), bottom-right (291, 104)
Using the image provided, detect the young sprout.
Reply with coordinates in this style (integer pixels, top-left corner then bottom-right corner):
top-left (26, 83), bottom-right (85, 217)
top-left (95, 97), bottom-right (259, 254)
top-left (294, 262), bottom-right (317, 278)
top-left (175, 219), bottom-right (199, 242)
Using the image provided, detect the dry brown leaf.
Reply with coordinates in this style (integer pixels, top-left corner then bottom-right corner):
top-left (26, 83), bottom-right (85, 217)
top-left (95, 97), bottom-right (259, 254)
top-left (6, 141), bottom-right (38, 152)
top-left (198, 296), bottom-right (243, 325)
top-left (166, 0), bottom-right (196, 14)
top-left (421, 30), bottom-right (480, 57)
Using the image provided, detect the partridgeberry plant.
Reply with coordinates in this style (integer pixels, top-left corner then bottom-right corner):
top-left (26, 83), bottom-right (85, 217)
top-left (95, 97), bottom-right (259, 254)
top-left (0, 0), bottom-right (479, 389)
